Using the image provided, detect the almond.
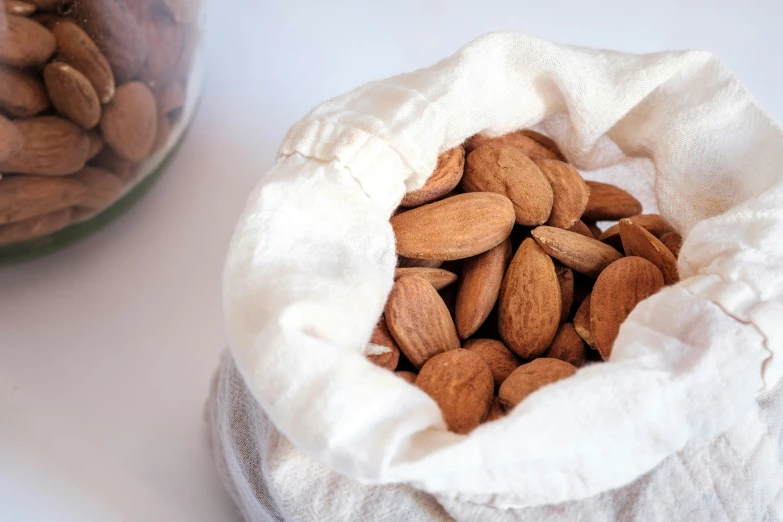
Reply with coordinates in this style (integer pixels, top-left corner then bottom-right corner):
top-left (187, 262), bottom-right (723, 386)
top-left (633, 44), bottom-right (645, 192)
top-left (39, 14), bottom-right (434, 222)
top-left (484, 396), bottom-right (505, 422)
top-left (583, 181), bottom-right (643, 221)
top-left (659, 231), bottom-right (683, 259)
top-left (0, 175), bottom-right (87, 225)
top-left (397, 257), bottom-right (443, 269)
top-left (591, 257), bottom-right (665, 360)
top-left (89, 146), bottom-right (138, 185)
top-left (401, 146), bottom-right (465, 207)
top-left (542, 323), bottom-right (587, 368)
top-left (463, 144), bottom-right (553, 226)
top-left (531, 226), bottom-right (623, 279)
top-left (573, 293), bottom-right (595, 348)
top-left (464, 338), bottom-right (520, 388)
top-left (0, 114), bottom-right (23, 163)
top-left (367, 317), bottom-right (400, 371)
top-left (416, 349), bottom-right (493, 434)
top-left (142, 10), bottom-right (183, 86)
top-left (100, 81), bottom-right (158, 162)
top-left (72, 166), bottom-right (123, 210)
top-left (0, 207), bottom-right (72, 245)
top-left (0, 65), bottom-right (49, 117)
top-left (391, 192), bottom-right (515, 261)
top-left (0, 116), bottom-right (90, 175)
top-left (555, 265), bottom-right (574, 324)
top-left (567, 219), bottom-right (593, 239)
top-left (499, 238), bottom-right (561, 359)
top-left (5, 1), bottom-right (36, 17)
top-left (48, 19), bottom-right (116, 104)
top-left (465, 130), bottom-right (559, 160)
top-left (0, 15), bottom-right (55, 67)
top-left (498, 358), bottom-right (577, 410)
top-left (86, 131), bottom-right (104, 160)
top-left (394, 267), bottom-right (457, 291)
top-left (600, 214), bottom-right (676, 249)
top-left (535, 159), bottom-right (590, 229)
top-left (385, 275), bottom-right (460, 369)
top-left (455, 239), bottom-right (511, 339)
top-left (519, 130), bottom-right (566, 161)
top-left (619, 219), bottom-right (679, 285)
top-left (395, 371), bottom-right (417, 385)
top-left (44, 62), bottom-right (101, 130)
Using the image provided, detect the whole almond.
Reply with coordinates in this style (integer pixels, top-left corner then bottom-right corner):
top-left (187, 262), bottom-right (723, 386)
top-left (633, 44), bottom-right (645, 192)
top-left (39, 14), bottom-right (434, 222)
top-left (535, 159), bottom-right (590, 229)
top-left (367, 317), bottom-right (400, 371)
top-left (48, 19), bottom-right (116, 104)
top-left (394, 267), bottom-right (457, 290)
top-left (385, 276), bottom-right (460, 369)
top-left (0, 207), bottom-right (72, 245)
top-left (591, 257), bottom-right (665, 360)
top-left (583, 181), bottom-right (643, 221)
top-left (0, 116), bottom-right (90, 175)
top-left (397, 256), bottom-right (443, 269)
top-left (401, 146), bottom-right (465, 207)
top-left (5, 1), bottom-right (36, 16)
top-left (465, 130), bottom-right (559, 160)
top-left (142, 11), bottom-right (183, 86)
top-left (484, 396), bottom-right (505, 422)
top-left (100, 81), bottom-right (158, 162)
top-left (600, 214), bottom-right (676, 250)
top-left (555, 265), bottom-right (574, 324)
top-left (416, 349), bottom-right (493, 434)
top-left (0, 114), bottom-right (23, 163)
top-left (0, 175), bottom-right (87, 225)
top-left (0, 15), bottom-right (55, 67)
top-left (391, 192), bottom-right (515, 261)
top-left (44, 62), bottom-right (101, 129)
top-left (0, 65), bottom-right (49, 117)
top-left (395, 371), bottom-right (417, 385)
top-left (659, 231), bottom-right (683, 258)
top-left (519, 130), bottom-right (566, 161)
top-left (73, 166), bottom-right (123, 210)
top-left (464, 338), bottom-right (520, 388)
top-left (573, 294), bottom-right (596, 348)
top-left (463, 145), bottom-right (553, 226)
top-left (86, 131), bottom-right (104, 160)
top-left (542, 323), bottom-right (587, 367)
top-left (499, 238), bottom-right (561, 359)
top-left (499, 358), bottom-right (577, 410)
top-left (619, 219), bottom-right (679, 285)
top-left (455, 239), bottom-right (511, 339)
top-left (532, 226), bottom-right (623, 279)
top-left (567, 219), bottom-right (593, 239)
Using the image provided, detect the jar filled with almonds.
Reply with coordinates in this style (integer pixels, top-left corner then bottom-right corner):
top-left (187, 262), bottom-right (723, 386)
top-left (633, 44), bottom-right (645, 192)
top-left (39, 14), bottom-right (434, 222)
top-left (0, 0), bottom-right (203, 260)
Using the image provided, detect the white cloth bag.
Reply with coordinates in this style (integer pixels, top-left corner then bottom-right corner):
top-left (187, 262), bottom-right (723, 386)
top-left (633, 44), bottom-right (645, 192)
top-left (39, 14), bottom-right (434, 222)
top-left (215, 32), bottom-right (783, 520)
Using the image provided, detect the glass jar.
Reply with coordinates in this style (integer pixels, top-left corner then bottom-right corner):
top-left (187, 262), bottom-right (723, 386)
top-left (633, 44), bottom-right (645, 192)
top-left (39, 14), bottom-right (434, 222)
top-left (0, 0), bottom-right (204, 261)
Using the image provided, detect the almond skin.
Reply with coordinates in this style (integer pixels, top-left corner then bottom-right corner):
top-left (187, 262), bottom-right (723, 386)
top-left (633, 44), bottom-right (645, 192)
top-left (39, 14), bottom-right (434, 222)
top-left (44, 62), bottom-right (102, 129)
top-left (0, 65), bottom-right (49, 117)
top-left (573, 294), bottom-right (596, 348)
top-left (0, 207), bottom-right (72, 245)
top-left (568, 219), bottom-right (593, 239)
top-left (401, 145), bottom-right (465, 207)
top-left (392, 192), bottom-right (515, 261)
top-left (465, 130), bottom-right (559, 160)
top-left (100, 81), bottom-right (158, 162)
top-left (0, 15), bottom-right (55, 67)
top-left (463, 144), bottom-right (553, 226)
top-left (385, 276), bottom-right (460, 369)
top-left (519, 130), bottom-right (566, 161)
top-left (416, 349), bottom-right (494, 434)
top-left (619, 219), bottom-right (680, 285)
top-left (600, 214), bottom-right (676, 250)
top-left (499, 358), bottom-right (577, 410)
top-left (86, 131), bottom-right (105, 160)
top-left (542, 323), bottom-right (587, 367)
top-left (394, 267), bottom-right (457, 291)
top-left (395, 371), bottom-right (417, 384)
top-left (536, 159), bottom-right (590, 229)
top-left (484, 396), bottom-right (506, 422)
top-left (499, 238), bottom-right (561, 359)
top-left (72, 166), bottom-right (123, 210)
top-left (0, 114), bottom-right (23, 163)
top-left (532, 226), bottom-right (623, 279)
top-left (591, 257), bottom-right (665, 360)
top-left (464, 338), bottom-right (520, 389)
top-left (0, 175), bottom-right (87, 225)
top-left (455, 239), bottom-right (511, 339)
top-left (659, 232), bottom-right (683, 259)
top-left (555, 265), bottom-right (574, 324)
top-left (367, 317), bottom-right (400, 371)
top-left (0, 116), bottom-right (90, 175)
top-left (583, 181), bottom-right (643, 221)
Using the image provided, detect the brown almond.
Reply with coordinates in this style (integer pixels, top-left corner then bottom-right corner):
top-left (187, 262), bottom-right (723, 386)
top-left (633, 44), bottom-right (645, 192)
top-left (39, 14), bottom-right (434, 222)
top-left (484, 396), bottom-right (505, 422)
top-left (86, 131), bottom-right (104, 160)
top-left (73, 166), bottom-right (123, 210)
top-left (463, 144), bottom-right (553, 226)
top-left (0, 207), bottom-right (72, 245)
top-left (367, 317), bottom-right (400, 371)
top-left (5, 1), bottom-right (36, 16)
top-left (542, 323), bottom-right (587, 367)
top-left (591, 257), bottom-right (665, 360)
top-left (583, 181), bottom-right (643, 221)
top-left (395, 371), bottom-right (417, 385)
top-left (416, 349), bottom-right (493, 434)
top-left (0, 116), bottom-right (90, 175)
top-left (568, 219), bottom-right (593, 239)
top-left (619, 219), bottom-right (679, 285)
top-left (519, 130), bottom-right (566, 161)
top-left (391, 192), bottom-right (515, 261)
top-left (536, 159), bottom-right (590, 229)
top-left (0, 65), bottom-right (49, 117)
top-left (394, 267), bottom-right (457, 291)
top-left (498, 238), bottom-right (561, 359)
top-left (600, 214), bottom-right (677, 249)
top-left (44, 62), bottom-right (101, 130)
top-left (100, 81), bottom-right (158, 162)
top-left (0, 15), bottom-right (55, 67)
top-left (142, 10), bottom-right (183, 86)
top-left (464, 338), bottom-right (520, 388)
top-left (455, 239), bottom-right (511, 339)
top-left (397, 257), bottom-right (443, 269)
top-left (0, 114), bottom-right (23, 163)
top-left (555, 265), bottom-right (574, 324)
top-left (401, 146), bottom-right (465, 207)
top-left (48, 19), bottom-right (116, 104)
top-left (532, 226), bottom-right (623, 279)
top-left (573, 294), bottom-right (596, 348)
top-left (89, 147), bottom-right (138, 185)
top-left (499, 358), bottom-right (577, 410)
top-left (0, 175), bottom-right (87, 225)
top-left (155, 81), bottom-right (186, 115)
top-left (465, 130), bottom-right (559, 160)
top-left (659, 231), bottom-right (683, 259)
top-left (385, 276), bottom-right (460, 369)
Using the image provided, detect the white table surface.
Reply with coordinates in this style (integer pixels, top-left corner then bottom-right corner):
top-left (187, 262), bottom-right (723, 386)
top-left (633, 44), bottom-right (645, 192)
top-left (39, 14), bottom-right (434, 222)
top-left (1, 1), bottom-right (781, 520)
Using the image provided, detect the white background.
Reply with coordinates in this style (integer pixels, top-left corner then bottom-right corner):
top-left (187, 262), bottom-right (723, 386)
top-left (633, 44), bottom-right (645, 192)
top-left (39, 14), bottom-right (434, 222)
top-left (1, 1), bottom-right (781, 520)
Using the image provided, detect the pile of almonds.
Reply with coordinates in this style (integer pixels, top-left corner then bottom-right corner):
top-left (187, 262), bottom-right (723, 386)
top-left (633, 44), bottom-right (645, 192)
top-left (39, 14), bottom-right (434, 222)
top-left (369, 130), bottom-right (684, 434)
top-left (0, 0), bottom-right (199, 246)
